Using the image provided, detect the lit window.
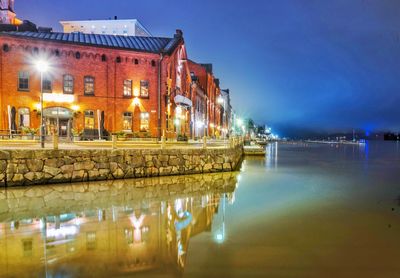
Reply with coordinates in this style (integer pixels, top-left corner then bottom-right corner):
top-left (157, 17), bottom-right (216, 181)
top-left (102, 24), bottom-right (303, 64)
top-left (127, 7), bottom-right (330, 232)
top-left (84, 110), bottom-right (95, 129)
top-left (63, 74), bottom-right (74, 94)
top-left (22, 239), bottom-right (33, 257)
top-left (84, 76), bottom-right (95, 95)
top-left (140, 80), bottom-right (149, 98)
top-left (124, 228), bottom-right (134, 244)
top-left (42, 76), bottom-right (52, 93)
top-left (18, 71), bottom-right (29, 91)
top-left (123, 79), bottom-right (132, 97)
top-left (18, 108), bottom-right (30, 128)
top-left (86, 232), bottom-right (96, 250)
top-left (140, 112), bottom-right (149, 132)
top-left (123, 112), bottom-right (132, 131)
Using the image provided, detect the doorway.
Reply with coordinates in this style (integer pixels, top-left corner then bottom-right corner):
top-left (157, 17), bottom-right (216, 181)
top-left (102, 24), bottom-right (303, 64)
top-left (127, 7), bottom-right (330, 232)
top-left (43, 107), bottom-right (73, 139)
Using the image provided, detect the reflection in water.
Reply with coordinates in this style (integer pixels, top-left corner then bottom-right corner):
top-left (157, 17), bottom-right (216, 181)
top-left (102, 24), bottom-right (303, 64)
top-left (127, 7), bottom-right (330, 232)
top-left (0, 172), bottom-right (238, 278)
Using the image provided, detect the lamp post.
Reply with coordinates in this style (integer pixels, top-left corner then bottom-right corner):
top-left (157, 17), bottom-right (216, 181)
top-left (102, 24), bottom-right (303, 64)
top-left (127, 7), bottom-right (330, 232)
top-left (35, 60), bottom-right (49, 148)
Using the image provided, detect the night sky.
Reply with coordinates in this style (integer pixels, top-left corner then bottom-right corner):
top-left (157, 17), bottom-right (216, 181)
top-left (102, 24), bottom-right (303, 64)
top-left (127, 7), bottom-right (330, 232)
top-left (16, 0), bottom-right (400, 136)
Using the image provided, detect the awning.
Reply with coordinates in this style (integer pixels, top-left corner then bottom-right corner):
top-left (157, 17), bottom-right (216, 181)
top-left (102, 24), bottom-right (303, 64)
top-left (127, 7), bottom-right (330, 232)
top-left (174, 95), bottom-right (192, 108)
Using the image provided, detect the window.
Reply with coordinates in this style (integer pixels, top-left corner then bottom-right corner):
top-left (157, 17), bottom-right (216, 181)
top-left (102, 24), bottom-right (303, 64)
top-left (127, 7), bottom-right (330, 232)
top-left (22, 239), bottom-right (33, 257)
top-left (84, 110), bottom-right (95, 129)
top-left (124, 228), bottom-right (134, 244)
top-left (63, 74), bottom-right (74, 94)
top-left (86, 232), bottom-right (97, 250)
top-left (84, 76), bottom-right (95, 95)
top-left (140, 112), bottom-right (149, 132)
top-left (18, 71), bottom-right (29, 91)
top-left (18, 108), bottom-right (30, 128)
top-left (123, 80), bottom-right (132, 97)
top-left (134, 59), bottom-right (139, 65)
top-left (123, 112), bottom-right (132, 131)
top-left (140, 80), bottom-right (149, 98)
top-left (42, 76), bottom-right (52, 93)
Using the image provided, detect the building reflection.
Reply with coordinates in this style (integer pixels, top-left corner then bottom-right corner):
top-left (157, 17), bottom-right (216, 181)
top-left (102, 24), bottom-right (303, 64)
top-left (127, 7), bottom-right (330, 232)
top-left (0, 173), bottom-right (237, 277)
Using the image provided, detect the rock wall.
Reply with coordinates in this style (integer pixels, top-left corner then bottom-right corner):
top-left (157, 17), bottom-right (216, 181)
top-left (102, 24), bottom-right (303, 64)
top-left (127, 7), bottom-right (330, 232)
top-left (0, 145), bottom-right (243, 187)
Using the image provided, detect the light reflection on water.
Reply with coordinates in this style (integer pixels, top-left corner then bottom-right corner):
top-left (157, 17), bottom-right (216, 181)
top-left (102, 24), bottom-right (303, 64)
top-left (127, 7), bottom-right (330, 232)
top-left (1, 141), bottom-right (400, 277)
top-left (0, 173), bottom-right (238, 278)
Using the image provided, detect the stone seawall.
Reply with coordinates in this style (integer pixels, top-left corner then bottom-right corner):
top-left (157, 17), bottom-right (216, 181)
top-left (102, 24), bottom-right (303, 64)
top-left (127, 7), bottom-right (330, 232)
top-left (0, 145), bottom-right (243, 187)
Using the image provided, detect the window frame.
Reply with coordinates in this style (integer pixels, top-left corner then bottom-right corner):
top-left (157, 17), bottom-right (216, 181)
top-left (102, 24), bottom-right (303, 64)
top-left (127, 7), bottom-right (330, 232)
top-left (140, 80), bottom-right (149, 98)
top-left (123, 79), bottom-right (133, 98)
top-left (140, 112), bottom-right (150, 132)
top-left (122, 112), bottom-right (133, 131)
top-left (17, 71), bottom-right (30, 92)
top-left (42, 75), bottom-right (52, 93)
top-left (84, 76), bottom-right (95, 96)
top-left (63, 74), bottom-right (74, 94)
top-left (18, 107), bottom-right (30, 128)
top-left (84, 110), bottom-right (95, 129)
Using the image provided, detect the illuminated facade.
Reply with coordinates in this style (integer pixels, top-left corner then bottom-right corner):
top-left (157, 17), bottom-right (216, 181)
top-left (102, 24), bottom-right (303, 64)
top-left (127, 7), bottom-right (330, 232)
top-left (0, 30), bottom-right (193, 139)
top-left (188, 60), bottom-right (225, 138)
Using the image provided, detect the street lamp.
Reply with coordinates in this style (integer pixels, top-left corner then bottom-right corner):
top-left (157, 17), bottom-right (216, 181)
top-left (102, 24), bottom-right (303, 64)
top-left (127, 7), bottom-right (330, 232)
top-left (35, 59), bottom-right (49, 148)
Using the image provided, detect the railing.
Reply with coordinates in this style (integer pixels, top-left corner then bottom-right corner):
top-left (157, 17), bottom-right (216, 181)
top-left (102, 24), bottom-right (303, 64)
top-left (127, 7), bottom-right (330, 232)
top-left (0, 134), bottom-right (244, 150)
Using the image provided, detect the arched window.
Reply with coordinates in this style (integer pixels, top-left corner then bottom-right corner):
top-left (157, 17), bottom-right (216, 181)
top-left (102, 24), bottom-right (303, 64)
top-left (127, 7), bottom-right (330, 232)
top-left (84, 76), bottom-right (95, 95)
top-left (63, 74), bottom-right (74, 94)
top-left (18, 108), bottom-right (30, 128)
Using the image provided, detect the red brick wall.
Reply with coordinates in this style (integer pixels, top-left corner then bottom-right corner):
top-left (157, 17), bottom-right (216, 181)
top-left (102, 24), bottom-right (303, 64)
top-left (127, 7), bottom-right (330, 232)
top-left (0, 35), bottom-right (178, 138)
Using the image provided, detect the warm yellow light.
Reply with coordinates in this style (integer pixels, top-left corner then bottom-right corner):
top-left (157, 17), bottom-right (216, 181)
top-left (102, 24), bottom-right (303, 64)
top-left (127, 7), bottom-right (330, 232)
top-left (35, 60), bottom-right (49, 73)
top-left (71, 105), bottom-right (80, 111)
top-left (43, 93), bottom-right (75, 103)
top-left (176, 106), bottom-right (182, 115)
top-left (133, 88), bottom-right (139, 97)
top-left (34, 103), bottom-right (41, 111)
top-left (133, 97), bottom-right (140, 106)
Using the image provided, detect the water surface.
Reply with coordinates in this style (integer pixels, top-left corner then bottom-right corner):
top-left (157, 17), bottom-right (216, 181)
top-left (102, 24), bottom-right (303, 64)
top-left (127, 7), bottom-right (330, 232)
top-left (1, 142), bottom-right (400, 277)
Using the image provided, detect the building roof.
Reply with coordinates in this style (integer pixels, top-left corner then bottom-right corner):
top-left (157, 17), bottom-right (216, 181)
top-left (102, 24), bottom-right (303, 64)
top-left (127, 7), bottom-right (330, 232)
top-left (0, 31), bottom-right (182, 54)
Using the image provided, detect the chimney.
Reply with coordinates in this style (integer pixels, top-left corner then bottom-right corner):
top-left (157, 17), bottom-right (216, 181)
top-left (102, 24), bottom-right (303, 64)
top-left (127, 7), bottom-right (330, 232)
top-left (174, 29), bottom-right (183, 38)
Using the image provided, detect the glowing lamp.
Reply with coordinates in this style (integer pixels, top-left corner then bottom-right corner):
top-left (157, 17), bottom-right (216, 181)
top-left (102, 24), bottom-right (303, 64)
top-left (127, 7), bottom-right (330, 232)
top-left (133, 88), bottom-right (139, 97)
top-left (34, 103), bottom-right (41, 111)
top-left (133, 97), bottom-right (140, 106)
top-left (71, 105), bottom-right (80, 111)
top-left (35, 60), bottom-right (49, 73)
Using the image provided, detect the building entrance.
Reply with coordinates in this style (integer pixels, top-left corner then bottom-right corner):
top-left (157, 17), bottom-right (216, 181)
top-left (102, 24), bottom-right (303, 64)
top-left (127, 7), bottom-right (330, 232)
top-left (43, 107), bottom-right (73, 139)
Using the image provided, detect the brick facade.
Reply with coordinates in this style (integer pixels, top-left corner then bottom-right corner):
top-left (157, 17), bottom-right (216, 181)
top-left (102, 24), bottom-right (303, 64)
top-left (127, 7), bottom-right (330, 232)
top-left (0, 31), bottom-right (227, 140)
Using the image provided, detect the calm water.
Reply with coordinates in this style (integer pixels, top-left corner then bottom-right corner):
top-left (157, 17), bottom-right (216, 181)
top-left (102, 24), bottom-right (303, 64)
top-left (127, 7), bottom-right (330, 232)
top-left (1, 141), bottom-right (400, 277)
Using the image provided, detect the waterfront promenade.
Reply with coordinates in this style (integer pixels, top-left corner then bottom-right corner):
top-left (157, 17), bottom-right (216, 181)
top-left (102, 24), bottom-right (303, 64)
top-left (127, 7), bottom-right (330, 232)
top-left (0, 138), bottom-right (244, 187)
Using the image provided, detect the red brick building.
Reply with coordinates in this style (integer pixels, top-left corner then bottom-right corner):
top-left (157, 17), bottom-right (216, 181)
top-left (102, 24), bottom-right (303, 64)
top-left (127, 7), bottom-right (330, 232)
top-left (188, 60), bottom-right (224, 138)
top-left (0, 30), bottom-right (196, 139)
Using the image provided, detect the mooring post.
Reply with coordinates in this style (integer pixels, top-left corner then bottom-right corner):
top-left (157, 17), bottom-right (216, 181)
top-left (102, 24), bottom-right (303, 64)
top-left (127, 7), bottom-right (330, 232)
top-left (112, 135), bottom-right (117, 149)
top-left (161, 130), bottom-right (166, 149)
top-left (53, 134), bottom-right (58, 150)
top-left (203, 136), bottom-right (207, 149)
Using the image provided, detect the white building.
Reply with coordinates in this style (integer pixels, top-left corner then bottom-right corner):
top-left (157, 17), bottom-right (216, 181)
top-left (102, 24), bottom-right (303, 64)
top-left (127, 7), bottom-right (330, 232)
top-left (60, 18), bottom-right (152, 37)
top-left (0, 0), bottom-right (17, 24)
